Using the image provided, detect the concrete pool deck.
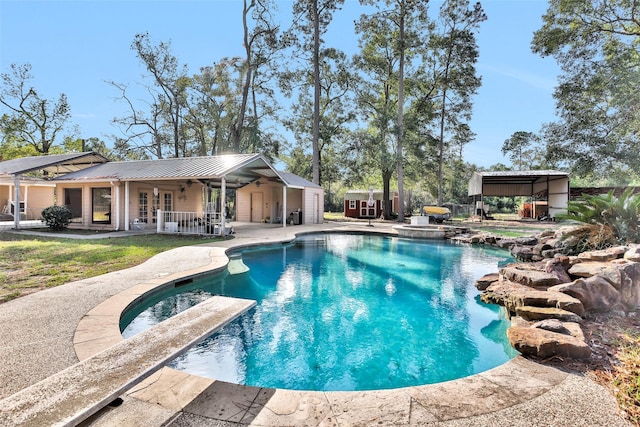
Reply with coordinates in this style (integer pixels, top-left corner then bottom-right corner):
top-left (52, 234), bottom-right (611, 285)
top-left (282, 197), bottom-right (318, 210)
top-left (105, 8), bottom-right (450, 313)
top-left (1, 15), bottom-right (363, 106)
top-left (0, 222), bottom-right (632, 426)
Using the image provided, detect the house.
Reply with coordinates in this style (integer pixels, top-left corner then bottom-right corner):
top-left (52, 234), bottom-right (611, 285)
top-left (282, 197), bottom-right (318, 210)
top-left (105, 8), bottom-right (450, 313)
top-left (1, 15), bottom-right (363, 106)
top-left (0, 152), bottom-right (324, 235)
top-left (343, 190), bottom-right (398, 219)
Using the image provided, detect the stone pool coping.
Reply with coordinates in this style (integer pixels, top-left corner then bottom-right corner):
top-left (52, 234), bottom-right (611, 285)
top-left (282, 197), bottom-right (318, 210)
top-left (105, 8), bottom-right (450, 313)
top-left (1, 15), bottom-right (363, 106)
top-left (73, 224), bottom-right (630, 426)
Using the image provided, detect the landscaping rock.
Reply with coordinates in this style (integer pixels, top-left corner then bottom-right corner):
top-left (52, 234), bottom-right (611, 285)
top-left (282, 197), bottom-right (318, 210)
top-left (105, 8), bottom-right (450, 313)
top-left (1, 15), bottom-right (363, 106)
top-left (475, 273), bottom-right (499, 291)
top-left (549, 277), bottom-right (622, 313)
top-left (515, 306), bottom-right (583, 323)
top-left (544, 255), bottom-right (572, 284)
top-left (510, 245), bottom-right (534, 261)
top-left (482, 281), bottom-right (584, 317)
top-left (532, 242), bottom-right (553, 256)
top-left (500, 266), bottom-right (561, 288)
top-left (532, 318), bottom-right (570, 334)
top-left (514, 236), bottom-right (538, 246)
top-left (507, 325), bottom-right (590, 359)
top-left (614, 262), bottom-right (640, 310)
top-left (577, 246), bottom-right (628, 262)
top-left (623, 246), bottom-right (640, 262)
top-left (496, 239), bottom-right (515, 249)
top-left (568, 261), bottom-right (611, 278)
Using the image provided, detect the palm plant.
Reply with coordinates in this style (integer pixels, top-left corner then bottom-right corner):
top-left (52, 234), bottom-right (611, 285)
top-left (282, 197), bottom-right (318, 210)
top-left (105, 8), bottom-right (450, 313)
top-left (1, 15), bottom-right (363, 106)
top-left (559, 188), bottom-right (640, 246)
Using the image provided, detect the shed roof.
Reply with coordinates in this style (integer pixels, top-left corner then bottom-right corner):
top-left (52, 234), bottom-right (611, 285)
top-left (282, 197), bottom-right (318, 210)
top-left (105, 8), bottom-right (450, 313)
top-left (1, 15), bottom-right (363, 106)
top-left (345, 190), bottom-right (396, 201)
top-left (0, 152), bottom-right (109, 176)
top-left (468, 170), bottom-right (569, 197)
top-left (277, 171), bottom-right (321, 189)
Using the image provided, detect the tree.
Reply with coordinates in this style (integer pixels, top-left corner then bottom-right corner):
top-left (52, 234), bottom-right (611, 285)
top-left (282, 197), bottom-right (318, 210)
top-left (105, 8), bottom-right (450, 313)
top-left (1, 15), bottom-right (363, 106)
top-left (233, 0), bottom-right (281, 152)
top-left (0, 63), bottom-right (71, 155)
top-left (284, 48), bottom-right (354, 186)
top-left (109, 81), bottom-right (166, 159)
top-left (428, 0), bottom-right (486, 205)
top-left (131, 33), bottom-right (190, 158)
top-left (353, 0), bottom-right (432, 219)
top-left (532, 0), bottom-right (640, 180)
top-left (501, 131), bottom-right (540, 170)
top-left (288, 0), bottom-right (346, 185)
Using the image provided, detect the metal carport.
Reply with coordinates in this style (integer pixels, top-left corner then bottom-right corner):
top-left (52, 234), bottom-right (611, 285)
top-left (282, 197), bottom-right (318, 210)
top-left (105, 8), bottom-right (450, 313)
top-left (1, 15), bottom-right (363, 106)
top-left (468, 170), bottom-right (570, 220)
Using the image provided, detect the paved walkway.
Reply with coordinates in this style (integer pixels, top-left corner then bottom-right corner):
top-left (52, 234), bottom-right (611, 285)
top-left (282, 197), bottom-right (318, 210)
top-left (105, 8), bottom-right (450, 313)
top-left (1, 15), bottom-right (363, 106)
top-left (0, 222), bottom-right (631, 426)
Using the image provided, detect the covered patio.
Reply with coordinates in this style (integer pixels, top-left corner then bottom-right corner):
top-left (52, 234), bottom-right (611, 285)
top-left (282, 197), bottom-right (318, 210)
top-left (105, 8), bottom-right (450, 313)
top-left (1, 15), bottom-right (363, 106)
top-left (0, 152), bottom-right (324, 236)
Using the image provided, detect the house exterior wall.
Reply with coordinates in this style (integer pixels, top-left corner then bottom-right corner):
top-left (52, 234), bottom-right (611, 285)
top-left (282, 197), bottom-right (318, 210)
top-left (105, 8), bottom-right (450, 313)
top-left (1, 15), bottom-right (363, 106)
top-left (27, 186), bottom-right (55, 219)
top-left (236, 182), bottom-right (324, 225)
top-left (54, 180), bottom-right (206, 231)
top-left (0, 183), bottom-right (54, 220)
top-left (303, 187), bottom-right (324, 224)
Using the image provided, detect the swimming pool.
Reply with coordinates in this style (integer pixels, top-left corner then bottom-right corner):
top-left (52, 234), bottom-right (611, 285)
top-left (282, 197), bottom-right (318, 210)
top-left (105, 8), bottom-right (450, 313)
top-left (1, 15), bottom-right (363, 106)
top-left (121, 233), bottom-right (517, 391)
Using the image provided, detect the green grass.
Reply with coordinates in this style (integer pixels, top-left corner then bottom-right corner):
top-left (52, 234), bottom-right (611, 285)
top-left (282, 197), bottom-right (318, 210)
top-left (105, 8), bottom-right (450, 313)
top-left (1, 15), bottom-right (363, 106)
top-left (0, 232), bottom-right (220, 303)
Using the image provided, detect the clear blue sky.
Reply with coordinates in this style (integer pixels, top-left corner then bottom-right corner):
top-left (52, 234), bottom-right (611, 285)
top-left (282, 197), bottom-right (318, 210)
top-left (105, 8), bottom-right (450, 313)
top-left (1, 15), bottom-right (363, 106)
top-left (0, 0), bottom-right (559, 168)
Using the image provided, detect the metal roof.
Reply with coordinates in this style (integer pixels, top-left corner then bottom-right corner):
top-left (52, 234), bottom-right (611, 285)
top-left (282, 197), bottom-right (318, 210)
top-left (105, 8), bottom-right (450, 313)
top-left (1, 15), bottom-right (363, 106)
top-left (277, 171), bottom-right (321, 189)
top-left (54, 153), bottom-right (285, 189)
top-left (0, 152), bottom-right (109, 176)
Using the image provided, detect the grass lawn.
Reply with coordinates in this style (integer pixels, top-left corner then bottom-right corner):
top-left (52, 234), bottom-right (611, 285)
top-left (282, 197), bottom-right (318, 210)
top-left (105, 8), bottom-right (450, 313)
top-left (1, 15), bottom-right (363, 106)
top-left (0, 232), bottom-right (220, 303)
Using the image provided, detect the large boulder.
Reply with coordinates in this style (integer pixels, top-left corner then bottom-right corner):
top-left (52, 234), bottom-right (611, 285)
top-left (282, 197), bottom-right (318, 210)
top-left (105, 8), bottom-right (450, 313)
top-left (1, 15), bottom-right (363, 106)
top-left (544, 255), bottom-right (572, 284)
top-left (623, 246), bottom-right (640, 262)
top-left (482, 281), bottom-right (584, 317)
top-left (475, 272), bottom-right (499, 291)
top-left (515, 306), bottom-right (583, 323)
top-left (507, 324), bottom-right (590, 360)
top-left (548, 276), bottom-right (622, 313)
top-left (577, 246), bottom-right (628, 262)
top-left (568, 261), bottom-right (612, 278)
top-left (614, 262), bottom-right (640, 310)
top-left (500, 265), bottom-right (561, 288)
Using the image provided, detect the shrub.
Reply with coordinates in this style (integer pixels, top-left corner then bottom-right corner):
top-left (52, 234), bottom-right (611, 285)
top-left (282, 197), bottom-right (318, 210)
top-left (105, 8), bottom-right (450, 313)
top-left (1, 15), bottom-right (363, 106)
top-left (41, 205), bottom-right (73, 231)
top-left (558, 188), bottom-right (640, 250)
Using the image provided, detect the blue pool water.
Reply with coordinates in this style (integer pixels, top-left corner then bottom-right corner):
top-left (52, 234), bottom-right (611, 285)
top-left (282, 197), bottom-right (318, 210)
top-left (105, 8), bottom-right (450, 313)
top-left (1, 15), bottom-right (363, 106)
top-left (121, 233), bottom-right (517, 391)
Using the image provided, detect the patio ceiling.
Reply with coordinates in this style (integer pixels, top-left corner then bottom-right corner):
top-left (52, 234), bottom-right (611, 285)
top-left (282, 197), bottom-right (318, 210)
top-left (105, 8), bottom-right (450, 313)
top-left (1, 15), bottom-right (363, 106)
top-left (468, 170), bottom-right (570, 197)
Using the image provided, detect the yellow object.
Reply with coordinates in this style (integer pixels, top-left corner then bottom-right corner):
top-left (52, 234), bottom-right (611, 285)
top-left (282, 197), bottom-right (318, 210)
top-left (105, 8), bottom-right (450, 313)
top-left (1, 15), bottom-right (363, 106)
top-left (421, 206), bottom-right (451, 222)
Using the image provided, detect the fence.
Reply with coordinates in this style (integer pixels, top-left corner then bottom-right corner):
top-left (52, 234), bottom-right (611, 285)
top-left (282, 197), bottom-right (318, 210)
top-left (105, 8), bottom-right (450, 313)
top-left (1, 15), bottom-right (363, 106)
top-left (155, 210), bottom-right (231, 236)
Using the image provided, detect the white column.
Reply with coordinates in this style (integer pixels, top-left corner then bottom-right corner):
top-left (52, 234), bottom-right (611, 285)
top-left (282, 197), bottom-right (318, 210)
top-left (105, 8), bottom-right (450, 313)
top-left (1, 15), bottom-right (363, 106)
top-left (221, 176), bottom-right (226, 237)
top-left (282, 185), bottom-right (287, 229)
top-left (157, 209), bottom-right (163, 233)
top-left (124, 181), bottom-right (130, 231)
top-left (13, 175), bottom-right (21, 229)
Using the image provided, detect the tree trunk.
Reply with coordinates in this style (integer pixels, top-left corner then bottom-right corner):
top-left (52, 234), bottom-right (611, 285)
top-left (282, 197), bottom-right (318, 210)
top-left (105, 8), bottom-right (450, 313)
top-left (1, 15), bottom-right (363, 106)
top-left (396, 5), bottom-right (406, 222)
top-left (312, 0), bottom-right (321, 185)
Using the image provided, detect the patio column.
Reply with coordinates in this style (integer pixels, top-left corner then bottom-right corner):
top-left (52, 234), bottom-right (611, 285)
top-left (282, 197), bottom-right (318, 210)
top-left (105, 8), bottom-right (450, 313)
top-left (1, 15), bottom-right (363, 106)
top-left (282, 185), bottom-right (287, 229)
top-left (221, 176), bottom-right (226, 237)
top-left (12, 174), bottom-right (20, 229)
top-left (124, 181), bottom-right (130, 231)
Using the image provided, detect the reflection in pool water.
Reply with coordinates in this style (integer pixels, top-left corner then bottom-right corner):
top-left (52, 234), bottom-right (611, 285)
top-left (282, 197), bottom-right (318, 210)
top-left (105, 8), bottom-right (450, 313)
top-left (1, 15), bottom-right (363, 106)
top-left (122, 233), bottom-right (518, 391)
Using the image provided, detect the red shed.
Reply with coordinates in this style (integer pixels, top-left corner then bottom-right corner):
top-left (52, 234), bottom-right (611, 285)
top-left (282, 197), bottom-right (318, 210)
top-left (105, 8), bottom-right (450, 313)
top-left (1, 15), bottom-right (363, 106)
top-left (343, 190), bottom-right (398, 218)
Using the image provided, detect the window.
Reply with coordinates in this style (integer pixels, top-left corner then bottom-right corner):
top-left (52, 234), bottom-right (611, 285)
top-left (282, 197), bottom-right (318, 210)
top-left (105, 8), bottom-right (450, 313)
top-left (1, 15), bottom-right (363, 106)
top-left (139, 192), bottom-right (148, 223)
top-left (349, 200), bottom-right (356, 209)
top-left (163, 193), bottom-right (172, 212)
top-left (92, 188), bottom-right (111, 224)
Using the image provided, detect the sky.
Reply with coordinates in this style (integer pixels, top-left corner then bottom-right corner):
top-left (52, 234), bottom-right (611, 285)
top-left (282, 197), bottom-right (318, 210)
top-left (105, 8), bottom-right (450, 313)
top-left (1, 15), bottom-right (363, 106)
top-left (0, 0), bottom-right (560, 169)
